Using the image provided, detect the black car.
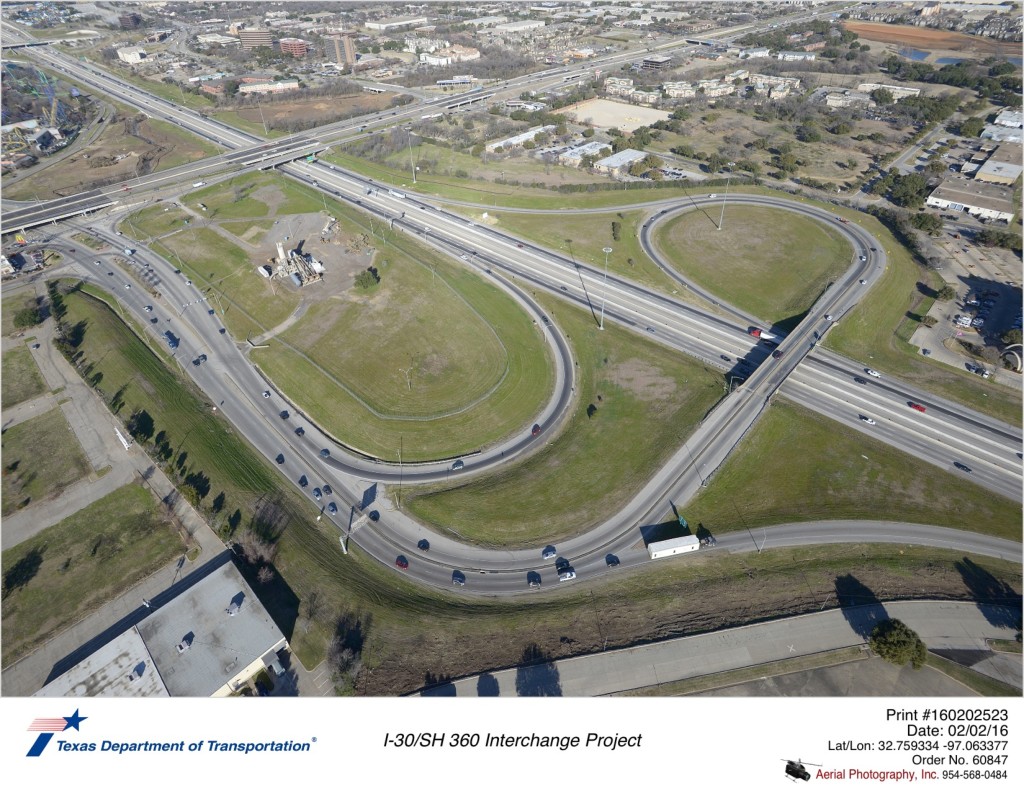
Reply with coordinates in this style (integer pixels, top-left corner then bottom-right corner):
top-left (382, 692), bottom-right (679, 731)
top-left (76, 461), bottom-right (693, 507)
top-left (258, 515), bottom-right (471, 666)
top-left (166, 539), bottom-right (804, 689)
top-left (417, 539), bottom-right (430, 551)
top-left (953, 462), bottom-right (972, 473)
top-left (772, 349), bottom-right (784, 359)
top-left (854, 377), bottom-right (867, 385)
top-left (605, 554), bottom-right (620, 567)
top-left (280, 410), bottom-right (289, 419)
top-left (295, 426), bottom-right (305, 436)
top-left (276, 454), bottom-right (285, 464)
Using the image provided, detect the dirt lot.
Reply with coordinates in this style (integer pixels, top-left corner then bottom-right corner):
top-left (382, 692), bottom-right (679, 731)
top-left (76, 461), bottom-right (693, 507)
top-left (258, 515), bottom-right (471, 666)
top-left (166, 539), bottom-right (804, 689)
top-left (844, 21), bottom-right (1019, 61)
top-left (557, 97), bottom-right (670, 133)
top-left (222, 92), bottom-right (396, 128)
top-left (3, 115), bottom-right (214, 200)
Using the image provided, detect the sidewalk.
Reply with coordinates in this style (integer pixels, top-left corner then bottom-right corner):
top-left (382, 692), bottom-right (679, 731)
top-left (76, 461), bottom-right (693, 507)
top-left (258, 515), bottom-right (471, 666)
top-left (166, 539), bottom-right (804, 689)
top-left (420, 601), bottom-right (1021, 697)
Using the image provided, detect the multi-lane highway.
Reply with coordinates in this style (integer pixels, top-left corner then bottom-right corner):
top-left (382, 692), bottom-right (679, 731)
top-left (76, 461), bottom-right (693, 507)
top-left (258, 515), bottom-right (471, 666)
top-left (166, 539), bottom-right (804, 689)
top-left (4, 28), bottom-right (1021, 596)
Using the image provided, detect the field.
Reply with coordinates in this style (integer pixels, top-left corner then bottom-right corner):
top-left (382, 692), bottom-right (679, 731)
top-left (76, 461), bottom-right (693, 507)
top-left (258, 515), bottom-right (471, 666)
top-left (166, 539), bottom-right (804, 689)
top-left (253, 253), bottom-right (552, 460)
top-left (1, 115), bottom-right (220, 201)
top-left (404, 293), bottom-right (724, 546)
top-left (680, 399), bottom-right (1021, 541)
top-left (1, 293), bottom-right (41, 336)
top-left (490, 209), bottom-right (689, 298)
top-left (38, 283), bottom-right (1021, 694)
top-left (125, 205), bottom-right (192, 239)
top-left (843, 21), bottom-right (1020, 59)
top-left (1, 347), bottom-right (48, 408)
top-left (655, 204), bottom-right (851, 327)
top-left (1, 483), bottom-right (184, 666)
top-left (210, 92), bottom-right (395, 135)
top-left (1, 406), bottom-right (92, 512)
top-left (557, 98), bottom-right (671, 132)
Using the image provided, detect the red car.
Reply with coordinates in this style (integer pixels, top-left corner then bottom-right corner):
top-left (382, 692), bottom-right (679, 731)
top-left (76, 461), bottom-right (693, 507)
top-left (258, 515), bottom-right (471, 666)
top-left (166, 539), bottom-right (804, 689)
top-left (531, 423), bottom-right (542, 436)
top-left (395, 556), bottom-right (409, 570)
top-left (909, 402), bottom-right (927, 413)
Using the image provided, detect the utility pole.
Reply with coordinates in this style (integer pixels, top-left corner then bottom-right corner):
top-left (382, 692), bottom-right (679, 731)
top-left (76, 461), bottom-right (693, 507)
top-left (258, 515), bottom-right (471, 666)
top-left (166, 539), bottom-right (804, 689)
top-left (717, 172), bottom-right (732, 231)
top-left (599, 246), bottom-right (612, 330)
top-left (397, 435), bottom-right (403, 510)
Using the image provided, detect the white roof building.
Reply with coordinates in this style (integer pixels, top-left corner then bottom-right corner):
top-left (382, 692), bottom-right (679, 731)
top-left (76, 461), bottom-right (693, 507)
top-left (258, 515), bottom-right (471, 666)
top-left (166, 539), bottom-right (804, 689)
top-left (925, 180), bottom-right (1016, 222)
top-left (116, 46), bottom-right (147, 64)
top-left (485, 124), bottom-right (556, 152)
top-left (994, 108), bottom-right (1024, 128)
top-left (594, 148), bottom-right (646, 173)
top-left (981, 125), bottom-right (1023, 143)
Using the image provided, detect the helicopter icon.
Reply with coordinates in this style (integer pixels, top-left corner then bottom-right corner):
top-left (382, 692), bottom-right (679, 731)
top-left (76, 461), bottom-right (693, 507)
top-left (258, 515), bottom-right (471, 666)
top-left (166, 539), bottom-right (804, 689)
top-left (782, 758), bottom-right (821, 782)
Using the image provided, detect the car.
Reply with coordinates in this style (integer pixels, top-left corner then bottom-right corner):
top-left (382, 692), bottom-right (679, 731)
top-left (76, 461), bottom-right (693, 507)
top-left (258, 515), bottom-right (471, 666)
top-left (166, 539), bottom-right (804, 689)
top-left (859, 279), bottom-right (867, 285)
top-left (528, 578), bottom-right (541, 589)
top-left (327, 502), bottom-right (337, 515)
top-left (860, 416), bottom-right (876, 425)
top-left (150, 317), bottom-right (159, 324)
top-left (312, 487), bottom-right (322, 500)
top-left (823, 314), bottom-right (833, 321)
top-left (909, 402), bottom-right (927, 413)
top-left (295, 426), bottom-right (305, 436)
top-left (369, 510), bottom-right (380, 521)
top-left (298, 475), bottom-right (308, 487)
top-left (532, 423), bottom-right (542, 437)
top-left (322, 485), bottom-right (332, 495)
top-left (606, 554), bottom-right (620, 567)
top-left (144, 305), bottom-right (152, 312)
top-left (865, 369), bottom-right (881, 378)
top-left (542, 547), bottom-right (557, 560)
top-left (451, 459), bottom-right (464, 470)
top-left (31, 343), bottom-right (40, 349)
top-left (452, 571), bottom-right (466, 587)
top-left (320, 448), bottom-right (330, 458)
top-left (280, 410), bottom-right (289, 419)
top-left (708, 193), bottom-right (717, 198)
top-left (953, 462), bottom-right (972, 473)
top-left (94, 260), bottom-right (101, 266)
top-left (560, 285), bottom-right (567, 291)
top-left (395, 556), bottom-right (409, 570)
top-left (192, 357), bottom-right (202, 367)
top-left (276, 454), bottom-right (285, 464)
top-left (124, 283), bottom-right (132, 290)
top-left (772, 349), bottom-right (784, 359)
top-left (107, 271), bottom-right (114, 276)
top-left (185, 280), bottom-right (192, 286)
top-left (870, 247), bottom-right (877, 252)
top-left (517, 243), bottom-right (524, 248)
top-left (859, 255), bottom-right (867, 262)
top-left (460, 254), bottom-right (468, 260)
top-left (417, 539), bottom-right (430, 551)
top-left (263, 391), bottom-right (271, 398)
top-left (921, 348), bottom-right (931, 356)
top-left (558, 570), bottom-right (577, 582)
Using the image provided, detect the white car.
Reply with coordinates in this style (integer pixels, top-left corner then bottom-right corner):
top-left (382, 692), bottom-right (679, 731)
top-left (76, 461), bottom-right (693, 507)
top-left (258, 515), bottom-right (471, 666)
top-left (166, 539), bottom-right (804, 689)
top-left (859, 279), bottom-right (867, 285)
top-left (144, 305), bottom-right (152, 312)
top-left (859, 255), bottom-right (867, 261)
top-left (860, 416), bottom-right (876, 425)
top-left (865, 369), bottom-right (881, 378)
top-left (558, 570), bottom-right (576, 582)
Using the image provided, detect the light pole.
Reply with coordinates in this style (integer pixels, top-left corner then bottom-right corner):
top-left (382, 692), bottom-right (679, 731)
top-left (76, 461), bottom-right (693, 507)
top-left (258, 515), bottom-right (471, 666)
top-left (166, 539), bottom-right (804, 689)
top-left (255, 96), bottom-right (268, 136)
top-left (717, 171), bottom-right (732, 231)
top-left (407, 132), bottom-right (419, 183)
top-left (599, 246), bottom-right (612, 330)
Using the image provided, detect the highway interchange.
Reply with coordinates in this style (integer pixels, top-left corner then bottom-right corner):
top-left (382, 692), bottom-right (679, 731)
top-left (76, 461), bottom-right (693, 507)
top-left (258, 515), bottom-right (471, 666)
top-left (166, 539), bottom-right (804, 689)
top-left (2, 25), bottom-right (1021, 596)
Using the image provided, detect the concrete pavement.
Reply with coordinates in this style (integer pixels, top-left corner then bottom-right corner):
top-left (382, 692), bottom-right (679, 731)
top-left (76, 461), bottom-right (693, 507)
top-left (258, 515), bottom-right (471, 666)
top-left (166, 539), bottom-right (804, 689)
top-left (420, 601), bottom-right (1021, 697)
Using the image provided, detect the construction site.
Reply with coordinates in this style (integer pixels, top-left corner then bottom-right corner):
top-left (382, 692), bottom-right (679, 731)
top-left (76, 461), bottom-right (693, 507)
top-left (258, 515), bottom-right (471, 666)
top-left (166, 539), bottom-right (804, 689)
top-left (260, 238), bottom-right (326, 288)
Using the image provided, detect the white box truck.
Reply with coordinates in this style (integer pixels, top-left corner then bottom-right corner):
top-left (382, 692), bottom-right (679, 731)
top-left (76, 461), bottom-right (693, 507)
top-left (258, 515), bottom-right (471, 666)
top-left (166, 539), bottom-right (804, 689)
top-left (648, 535), bottom-right (700, 560)
top-left (192, 181), bottom-right (206, 188)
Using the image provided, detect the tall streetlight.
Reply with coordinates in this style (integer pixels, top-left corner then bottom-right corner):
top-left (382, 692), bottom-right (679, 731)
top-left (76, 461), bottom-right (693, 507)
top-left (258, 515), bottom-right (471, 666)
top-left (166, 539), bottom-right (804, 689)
top-left (599, 246), bottom-right (613, 330)
top-left (407, 131), bottom-right (419, 183)
top-left (716, 165), bottom-right (734, 231)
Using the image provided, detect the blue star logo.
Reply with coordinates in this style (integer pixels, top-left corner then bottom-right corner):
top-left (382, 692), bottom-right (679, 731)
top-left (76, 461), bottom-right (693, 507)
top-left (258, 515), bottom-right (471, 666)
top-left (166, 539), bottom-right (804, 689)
top-left (62, 709), bottom-right (87, 731)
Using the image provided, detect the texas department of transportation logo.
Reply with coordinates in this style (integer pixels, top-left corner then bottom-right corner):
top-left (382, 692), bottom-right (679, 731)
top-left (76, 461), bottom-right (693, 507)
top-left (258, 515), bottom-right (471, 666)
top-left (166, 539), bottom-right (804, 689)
top-left (26, 709), bottom-right (87, 757)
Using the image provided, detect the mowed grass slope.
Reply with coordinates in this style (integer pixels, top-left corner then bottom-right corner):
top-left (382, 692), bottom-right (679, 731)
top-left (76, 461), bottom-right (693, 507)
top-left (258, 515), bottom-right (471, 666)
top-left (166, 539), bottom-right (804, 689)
top-left (404, 294), bottom-right (725, 546)
top-left (2, 346), bottom-right (48, 408)
top-left (682, 399), bottom-right (1021, 540)
top-left (254, 257), bottom-right (552, 459)
top-left (1, 407), bottom-right (91, 512)
top-left (1, 483), bottom-right (184, 666)
top-left (55, 286), bottom-right (281, 531)
top-left (125, 204), bottom-right (191, 238)
top-left (655, 205), bottom-right (851, 328)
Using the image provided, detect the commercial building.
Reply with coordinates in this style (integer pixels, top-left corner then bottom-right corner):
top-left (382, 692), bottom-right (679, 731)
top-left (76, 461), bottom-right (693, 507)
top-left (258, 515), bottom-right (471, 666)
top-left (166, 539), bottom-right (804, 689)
top-left (119, 12), bottom-right (143, 29)
top-left (35, 559), bottom-right (289, 698)
top-left (973, 146), bottom-right (1023, 185)
top-left (196, 33), bottom-right (239, 46)
top-left (740, 46), bottom-right (771, 58)
top-left (776, 51), bottom-right (815, 61)
top-left (925, 180), bottom-right (1016, 222)
top-left (364, 15), bottom-right (429, 32)
top-left (981, 125), bottom-right (1023, 143)
top-left (641, 54), bottom-right (673, 70)
top-left (856, 82), bottom-right (921, 102)
top-left (594, 148), bottom-right (646, 174)
top-left (278, 38), bottom-right (308, 58)
top-left (485, 124), bottom-right (556, 153)
top-left (466, 15), bottom-right (508, 27)
top-left (495, 20), bottom-right (546, 33)
top-left (825, 90), bottom-right (872, 108)
top-left (994, 108), bottom-right (1023, 128)
top-left (238, 79), bottom-right (300, 95)
top-left (238, 29), bottom-right (273, 50)
top-left (559, 140), bottom-right (612, 166)
top-left (116, 46), bottom-right (147, 64)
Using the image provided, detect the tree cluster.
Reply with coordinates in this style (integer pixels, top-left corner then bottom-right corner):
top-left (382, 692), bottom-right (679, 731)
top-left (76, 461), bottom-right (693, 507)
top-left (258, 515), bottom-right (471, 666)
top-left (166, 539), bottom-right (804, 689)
top-left (869, 619), bottom-right (928, 669)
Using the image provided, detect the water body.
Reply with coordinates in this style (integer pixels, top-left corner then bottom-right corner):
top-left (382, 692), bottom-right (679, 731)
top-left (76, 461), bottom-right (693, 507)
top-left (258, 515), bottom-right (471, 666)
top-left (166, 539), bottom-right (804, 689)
top-left (901, 48), bottom-right (931, 61)
top-left (935, 57), bottom-right (965, 65)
